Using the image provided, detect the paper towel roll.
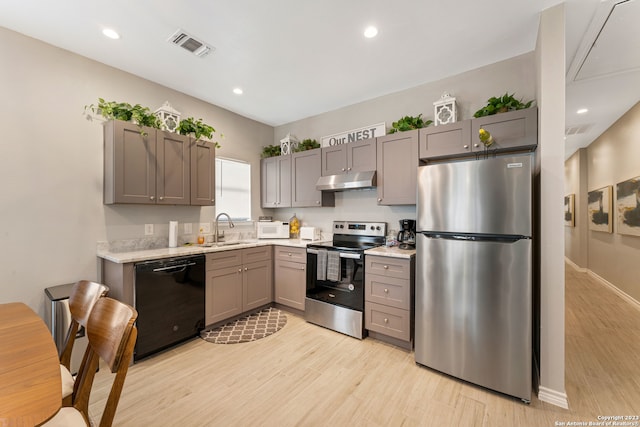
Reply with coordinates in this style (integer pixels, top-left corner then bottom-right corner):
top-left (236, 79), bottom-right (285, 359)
top-left (169, 221), bottom-right (178, 248)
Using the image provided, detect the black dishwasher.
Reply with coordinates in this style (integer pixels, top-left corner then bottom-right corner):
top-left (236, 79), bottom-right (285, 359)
top-left (134, 255), bottom-right (205, 361)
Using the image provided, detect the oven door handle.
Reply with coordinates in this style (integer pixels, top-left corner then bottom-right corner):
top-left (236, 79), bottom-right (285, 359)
top-left (307, 248), bottom-right (361, 259)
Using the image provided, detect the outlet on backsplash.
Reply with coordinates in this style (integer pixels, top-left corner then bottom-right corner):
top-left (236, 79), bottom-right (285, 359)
top-left (144, 224), bottom-right (154, 236)
top-left (199, 223), bottom-right (211, 233)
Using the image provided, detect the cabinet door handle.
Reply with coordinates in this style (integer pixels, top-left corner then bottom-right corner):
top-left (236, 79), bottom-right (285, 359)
top-left (150, 196), bottom-right (155, 201)
top-left (384, 318), bottom-right (389, 324)
top-left (238, 268), bottom-right (242, 273)
top-left (244, 267), bottom-right (248, 271)
top-left (384, 288), bottom-right (389, 293)
top-left (288, 252), bottom-right (292, 256)
top-left (316, 201), bottom-right (320, 204)
top-left (347, 167), bottom-right (351, 171)
top-left (341, 168), bottom-right (345, 171)
top-left (474, 143), bottom-right (480, 148)
top-left (211, 199), bottom-right (215, 203)
top-left (159, 196), bottom-right (164, 201)
top-left (383, 265), bottom-right (389, 269)
top-left (463, 145), bottom-right (469, 149)
top-left (377, 198), bottom-right (382, 202)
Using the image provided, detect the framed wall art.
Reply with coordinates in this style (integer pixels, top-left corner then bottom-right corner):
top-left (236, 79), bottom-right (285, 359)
top-left (587, 186), bottom-right (613, 233)
top-left (616, 176), bottom-right (640, 237)
top-left (564, 194), bottom-right (575, 227)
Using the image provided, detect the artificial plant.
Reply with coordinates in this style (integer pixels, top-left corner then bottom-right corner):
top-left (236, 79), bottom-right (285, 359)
top-left (473, 93), bottom-right (534, 118)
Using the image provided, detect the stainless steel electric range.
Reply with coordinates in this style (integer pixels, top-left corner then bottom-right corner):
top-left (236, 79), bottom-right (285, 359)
top-left (305, 221), bottom-right (386, 339)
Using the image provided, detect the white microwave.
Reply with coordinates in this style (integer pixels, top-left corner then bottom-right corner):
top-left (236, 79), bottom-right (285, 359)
top-left (257, 221), bottom-right (290, 239)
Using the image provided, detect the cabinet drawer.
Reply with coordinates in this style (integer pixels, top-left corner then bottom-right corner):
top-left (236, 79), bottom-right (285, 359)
top-left (242, 246), bottom-right (271, 264)
top-left (365, 302), bottom-right (410, 341)
top-left (366, 256), bottom-right (410, 279)
top-left (206, 250), bottom-right (242, 271)
top-left (365, 274), bottom-right (410, 310)
top-left (274, 246), bottom-right (306, 263)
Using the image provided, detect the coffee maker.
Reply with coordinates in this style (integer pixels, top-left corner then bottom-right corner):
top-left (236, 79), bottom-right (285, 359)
top-left (397, 219), bottom-right (416, 249)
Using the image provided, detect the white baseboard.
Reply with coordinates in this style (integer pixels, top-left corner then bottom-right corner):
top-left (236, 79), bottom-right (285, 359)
top-left (538, 386), bottom-right (569, 409)
top-left (587, 270), bottom-right (640, 312)
top-left (564, 257), bottom-right (587, 272)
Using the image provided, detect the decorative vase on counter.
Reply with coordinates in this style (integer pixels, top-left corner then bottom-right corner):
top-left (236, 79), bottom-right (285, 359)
top-left (289, 213), bottom-right (300, 238)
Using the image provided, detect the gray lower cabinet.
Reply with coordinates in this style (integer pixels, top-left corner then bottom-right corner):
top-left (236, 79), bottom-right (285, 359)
top-left (321, 138), bottom-right (377, 176)
top-left (376, 129), bottom-right (419, 205)
top-left (205, 247), bottom-right (272, 325)
top-left (291, 148), bottom-right (335, 207)
top-left (364, 255), bottom-right (414, 347)
top-left (274, 246), bottom-right (306, 311)
top-left (419, 107), bottom-right (538, 162)
top-left (261, 156), bottom-right (291, 208)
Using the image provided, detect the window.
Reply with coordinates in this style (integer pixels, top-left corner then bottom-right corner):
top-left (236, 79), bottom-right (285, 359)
top-left (215, 158), bottom-right (251, 221)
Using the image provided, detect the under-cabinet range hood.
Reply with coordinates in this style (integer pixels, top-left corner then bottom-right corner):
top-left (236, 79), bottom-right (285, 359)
top-left (315, 170), bottom-right (376, 191)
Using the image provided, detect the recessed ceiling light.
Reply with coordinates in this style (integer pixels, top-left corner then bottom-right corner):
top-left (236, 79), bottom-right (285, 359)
top-left (364, 26), bottom-right (378, 38)
top-left (102, 28), bottom-right (120, 40)
top-left (577, 108), bottom-right (589, 114)
top-left (233, 88), bottom-right (243, 95)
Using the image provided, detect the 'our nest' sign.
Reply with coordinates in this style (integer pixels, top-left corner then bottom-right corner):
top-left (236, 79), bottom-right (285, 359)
top-left (321, 123), bottom-right (386, 148)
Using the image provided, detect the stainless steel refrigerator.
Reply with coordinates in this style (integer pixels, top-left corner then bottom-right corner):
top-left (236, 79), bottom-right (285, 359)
top-left (415, 154), bottom-right (533, 402)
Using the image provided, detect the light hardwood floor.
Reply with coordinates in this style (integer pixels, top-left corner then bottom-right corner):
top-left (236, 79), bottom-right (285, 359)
top-left (89, 266), bottom-right (640, 426)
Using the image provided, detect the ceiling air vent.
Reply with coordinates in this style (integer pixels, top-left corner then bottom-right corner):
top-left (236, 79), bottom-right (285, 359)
top-left (565, 124), bottom-right (594, 136)
top-left (168, 29), bottom-right (214, 58)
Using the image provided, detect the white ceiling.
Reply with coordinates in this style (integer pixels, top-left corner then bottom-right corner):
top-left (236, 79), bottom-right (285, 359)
top-left (1, 0), bottom-right (638, 158)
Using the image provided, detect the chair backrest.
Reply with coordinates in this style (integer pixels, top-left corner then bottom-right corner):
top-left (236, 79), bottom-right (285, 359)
top-left (60, 281), bottom-right (109, 370)
top-left (70, 297), bottom-right (138, 427)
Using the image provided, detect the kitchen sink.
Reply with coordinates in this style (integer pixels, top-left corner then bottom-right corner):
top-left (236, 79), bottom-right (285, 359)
top-left (203, 240), bottom-right (258, 247)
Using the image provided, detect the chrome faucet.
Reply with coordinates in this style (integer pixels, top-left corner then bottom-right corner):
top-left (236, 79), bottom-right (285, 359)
top-left (214, 213), bottom-right (235, 244)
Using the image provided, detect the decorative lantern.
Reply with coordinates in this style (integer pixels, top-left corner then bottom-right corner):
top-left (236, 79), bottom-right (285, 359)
top-left (433, 92), bottom-right (457, 126)
top-left (279, 133), bottom-right (299, 155)
top-left (154, 101), bottom-right (181, 132)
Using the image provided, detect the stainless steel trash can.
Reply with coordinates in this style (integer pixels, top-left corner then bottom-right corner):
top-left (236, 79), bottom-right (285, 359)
top-left (44, 283), bottom-right (88, 375)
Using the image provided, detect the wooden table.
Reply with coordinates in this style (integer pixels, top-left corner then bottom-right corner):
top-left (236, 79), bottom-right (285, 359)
top-left (0, 302), bottom-right (61, 426)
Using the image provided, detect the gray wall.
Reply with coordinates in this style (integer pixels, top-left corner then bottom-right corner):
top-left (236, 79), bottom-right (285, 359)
top-left (272, 53), bottom-right (537, 234)
top-left (0, 26), bottom-right (273, 315)
top-left (565, 101), bottom-right (640, 302)
top-left (564, 148), bottom-right (589, 268)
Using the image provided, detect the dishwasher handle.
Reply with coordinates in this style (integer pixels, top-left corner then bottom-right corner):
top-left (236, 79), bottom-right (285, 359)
top-left (152, 262), bottom-right (197, 273)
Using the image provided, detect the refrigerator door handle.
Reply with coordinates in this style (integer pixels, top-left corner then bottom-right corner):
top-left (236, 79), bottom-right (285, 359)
top-left (419, 232), bottom-right (530, 243)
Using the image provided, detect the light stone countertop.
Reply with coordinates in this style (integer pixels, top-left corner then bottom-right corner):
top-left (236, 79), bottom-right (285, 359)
top-left (364, 245), bottom-right (416, 259)
top-left (97, 238), bottom-right (329, 264)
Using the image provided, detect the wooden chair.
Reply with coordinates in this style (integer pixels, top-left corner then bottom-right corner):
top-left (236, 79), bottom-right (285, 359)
top-left (60, 280), bottom-right (109, 405)
top-left (43, 297), bottom-right (138, 427)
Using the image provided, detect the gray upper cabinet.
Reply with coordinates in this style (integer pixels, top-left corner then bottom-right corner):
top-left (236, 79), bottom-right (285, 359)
top-left (321, 138), bottom-right (377, 176)
top-left (419, 108), bottom-right (538, 162)
top-left (470, 107), bottom-right (538, 153)
top-left (376, 129), bottom-right (419, 205)
top-left (156, 130), bottom-right (190, 205)
top-left (291, 148), bottom-right (335, 207)
top-left (261, 155), bottom-right (291, 208)
top-left (190, 139), bottom-right (215, 206)
top-left (104, 120), bottom-right (189, 205)
top-left (419, 120), bottom-right (472, 160)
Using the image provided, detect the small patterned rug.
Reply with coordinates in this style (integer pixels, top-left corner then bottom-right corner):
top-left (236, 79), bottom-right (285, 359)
top-left (200, 307), bottom-right (287, 344)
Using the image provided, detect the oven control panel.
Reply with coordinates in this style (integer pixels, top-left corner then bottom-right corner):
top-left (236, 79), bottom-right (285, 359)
top-left (332, 221), bottom-right (386, 237)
